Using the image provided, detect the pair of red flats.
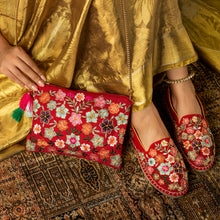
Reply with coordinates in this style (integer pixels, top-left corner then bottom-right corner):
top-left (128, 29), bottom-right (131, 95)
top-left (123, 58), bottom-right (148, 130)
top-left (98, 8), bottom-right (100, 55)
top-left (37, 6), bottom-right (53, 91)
top-left (130, 89), bottom-right (215, 198)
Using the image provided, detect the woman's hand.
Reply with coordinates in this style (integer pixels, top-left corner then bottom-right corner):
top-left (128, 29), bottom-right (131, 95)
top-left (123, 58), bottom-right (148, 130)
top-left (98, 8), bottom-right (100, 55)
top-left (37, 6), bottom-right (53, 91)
top-left (0, 33), bottom-right (46, 91)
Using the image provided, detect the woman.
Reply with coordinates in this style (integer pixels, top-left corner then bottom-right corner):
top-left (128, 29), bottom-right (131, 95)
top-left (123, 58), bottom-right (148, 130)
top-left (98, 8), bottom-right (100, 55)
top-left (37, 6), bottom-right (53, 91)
top-left (0, 0), bottom-right (216, 197)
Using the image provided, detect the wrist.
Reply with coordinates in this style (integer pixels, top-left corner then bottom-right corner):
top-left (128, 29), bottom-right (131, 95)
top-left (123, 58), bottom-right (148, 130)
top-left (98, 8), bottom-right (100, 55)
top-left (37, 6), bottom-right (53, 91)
top-left (0, 33), bottom-right (11, 53)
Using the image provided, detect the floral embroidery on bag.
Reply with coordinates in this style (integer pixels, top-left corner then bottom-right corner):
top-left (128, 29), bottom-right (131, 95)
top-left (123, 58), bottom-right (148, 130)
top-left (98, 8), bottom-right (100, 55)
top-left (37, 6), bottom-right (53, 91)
top-left (39, 92), bottom-right (50, 103)
top-left (108, 103), bottom-right (119, 114)
top-left (69, 112), bottom-right (82, 126)
top-left (81, 123), bottom-right (92, 135)
top-left (40, 110), bottom-right (52, 124)
top-left (100, 119), bottom-right (114, 134)
top-left (75, 93), bottom-right (85, 102)
top-left (55, 89), bottom-right (66, 101)
top-left (47, 100), bottom-right (57, 110)
top-left (94, 96), bottom-right (106, 108)
top-left (33, 124), bottom-right (41, 134)
top-left (57, 120), bottom-right (68, 131)
top-left (56, 104), bottom-right (68, 118)
top-left (26, 85), bottom-right (132, 169)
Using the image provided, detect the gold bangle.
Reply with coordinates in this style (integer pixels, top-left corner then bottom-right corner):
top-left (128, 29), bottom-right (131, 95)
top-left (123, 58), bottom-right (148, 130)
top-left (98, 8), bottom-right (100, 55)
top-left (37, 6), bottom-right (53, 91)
top-left (164, 72), bottom-right (195, 84)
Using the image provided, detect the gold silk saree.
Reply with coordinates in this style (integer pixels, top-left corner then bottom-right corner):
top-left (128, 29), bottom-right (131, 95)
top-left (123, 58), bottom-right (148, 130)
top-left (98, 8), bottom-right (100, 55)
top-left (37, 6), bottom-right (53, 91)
top-left (0, 0), bottom-right (201, 159)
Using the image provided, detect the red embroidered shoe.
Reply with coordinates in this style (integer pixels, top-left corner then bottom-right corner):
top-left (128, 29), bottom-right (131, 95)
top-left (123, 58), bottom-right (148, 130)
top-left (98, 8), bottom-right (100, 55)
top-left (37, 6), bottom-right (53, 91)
top-left (130, 125), bottom-right (189, 197)
top-left (167, 89), bottom-right (215, 172)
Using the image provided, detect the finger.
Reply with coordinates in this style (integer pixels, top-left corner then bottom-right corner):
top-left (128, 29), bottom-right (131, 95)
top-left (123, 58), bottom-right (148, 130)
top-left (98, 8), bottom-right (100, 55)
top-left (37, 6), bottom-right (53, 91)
top-left (16, 47), bottom-right (46, 81)
top-left (9, 66), bottom-right (38, 91)
top-left (5, 69), bottom-right (27, 88)
top-left (15, 57), bottom-right (45, 87)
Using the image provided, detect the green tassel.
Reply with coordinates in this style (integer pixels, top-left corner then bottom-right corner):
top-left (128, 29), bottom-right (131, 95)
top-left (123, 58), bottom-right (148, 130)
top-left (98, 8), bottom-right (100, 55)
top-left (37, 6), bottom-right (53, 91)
top-left (12, 108), bottom-right (24, 122)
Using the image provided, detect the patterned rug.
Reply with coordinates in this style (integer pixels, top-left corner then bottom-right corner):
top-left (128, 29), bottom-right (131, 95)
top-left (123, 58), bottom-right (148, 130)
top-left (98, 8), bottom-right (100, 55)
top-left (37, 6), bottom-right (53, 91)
top-left (0, 61), bottom-right (219, 219)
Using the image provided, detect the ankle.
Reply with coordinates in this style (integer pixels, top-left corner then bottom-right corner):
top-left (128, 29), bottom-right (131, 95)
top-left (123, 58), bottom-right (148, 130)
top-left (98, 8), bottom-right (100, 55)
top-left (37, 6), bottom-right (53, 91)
top-left (170, 80), bottom-right (196, 103)
top-left (169, 82), bottom-right (202, 119)
top-left (131, 102), bottom-right (170, 151)
top-left (131, 102), bottom-right (154, 125)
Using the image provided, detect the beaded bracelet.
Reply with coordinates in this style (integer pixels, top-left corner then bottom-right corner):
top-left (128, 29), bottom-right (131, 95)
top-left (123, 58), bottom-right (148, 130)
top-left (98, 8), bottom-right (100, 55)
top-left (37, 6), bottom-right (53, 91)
top-left (164, 72), bottom-right (195, 84)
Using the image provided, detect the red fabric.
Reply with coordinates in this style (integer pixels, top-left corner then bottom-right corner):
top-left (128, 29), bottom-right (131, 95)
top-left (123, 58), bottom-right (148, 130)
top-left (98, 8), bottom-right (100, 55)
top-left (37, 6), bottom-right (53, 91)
top-left (26, 84), bottom-right (132, 169)
top-left (175, 114), bottom-right (215, 171)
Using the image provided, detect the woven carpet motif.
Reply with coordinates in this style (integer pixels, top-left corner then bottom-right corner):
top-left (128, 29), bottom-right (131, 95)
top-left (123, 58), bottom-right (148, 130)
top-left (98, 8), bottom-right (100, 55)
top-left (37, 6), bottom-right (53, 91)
top-left (0, 61), bottom-right (219, 219)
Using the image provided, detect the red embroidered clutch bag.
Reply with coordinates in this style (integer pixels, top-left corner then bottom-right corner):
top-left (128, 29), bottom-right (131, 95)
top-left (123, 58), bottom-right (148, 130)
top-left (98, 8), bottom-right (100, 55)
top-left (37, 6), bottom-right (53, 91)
top-left (22, 84), bottom-right (132, 169)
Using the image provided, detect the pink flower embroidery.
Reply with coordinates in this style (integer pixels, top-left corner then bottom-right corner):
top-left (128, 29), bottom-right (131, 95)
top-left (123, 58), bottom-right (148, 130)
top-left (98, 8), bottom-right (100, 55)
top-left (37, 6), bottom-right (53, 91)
top-left (85, 96), bottom-right (93, 101)
top-left (55, 89), bottom-right (66, 101)
top-left (170, 147), bottom-right (178, 156)
top-left (67, 92), bottom-right (74, 98)
top-left (181, 179), bottom-right (187, 188)
top-left (146, 166), bottom-right (154, 175)
top-left (182, 118), bottom-right (189, 124)
top-left (195, 156), bottom-right (204, 165)
top-left (162, 165), bottom-right (170, 172)
top-left (69, 112), bottom-right (82, 126)
top-left (94, 96), bottom-right (106, 108)
top-left (90, 154), bottom-right (99, 162)
top-left (186, 127), bottom-right (194, 134)
top-left (70, 137), bottom-right (77, 144)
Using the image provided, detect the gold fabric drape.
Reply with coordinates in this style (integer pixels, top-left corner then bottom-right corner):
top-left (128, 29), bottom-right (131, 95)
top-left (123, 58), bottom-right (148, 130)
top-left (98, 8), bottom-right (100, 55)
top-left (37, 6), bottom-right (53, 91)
top-left (0, 0), bottom-right (197, 159)
top-left (179, 0), bottom-right (220, 73)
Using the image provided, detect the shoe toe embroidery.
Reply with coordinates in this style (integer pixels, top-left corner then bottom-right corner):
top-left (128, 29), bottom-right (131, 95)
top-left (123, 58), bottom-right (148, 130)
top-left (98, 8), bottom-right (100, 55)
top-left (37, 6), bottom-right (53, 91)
top-left (177, 115), bottom-right (215, 170)
top-left (136, 138), bottom-right (188, 196)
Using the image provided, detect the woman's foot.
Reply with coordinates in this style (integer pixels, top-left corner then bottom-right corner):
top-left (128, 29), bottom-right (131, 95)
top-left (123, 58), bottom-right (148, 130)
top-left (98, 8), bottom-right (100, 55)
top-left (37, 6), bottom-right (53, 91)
top-left (130, 102), bottom-right (189, 197)
top-left (167, 66), bottom-right (215, 171)
top-left (131, 102), bottom-right (170, 151)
